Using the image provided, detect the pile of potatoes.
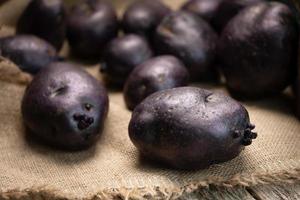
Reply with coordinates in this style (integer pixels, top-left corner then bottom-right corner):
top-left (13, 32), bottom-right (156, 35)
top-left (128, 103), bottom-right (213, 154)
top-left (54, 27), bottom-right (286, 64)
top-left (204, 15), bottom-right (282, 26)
top-left (2, 0), bottom-right (299, 170)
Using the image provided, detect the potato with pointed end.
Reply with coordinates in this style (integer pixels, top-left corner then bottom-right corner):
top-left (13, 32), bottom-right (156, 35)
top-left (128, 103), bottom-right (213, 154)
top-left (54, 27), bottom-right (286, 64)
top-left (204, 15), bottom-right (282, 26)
top-left (124, 55), bottom-right (189, 110)
top-left (218, 2), bottom-right (299, 99)
top-left (0, 35), bottom-right (59, 74)
top-left (154, 11), bottom-right (218, 82)
top-left (122, 0), bottom-right (171, 40)
top-left (101, 34), bottom-right (153, 85)
top-left (22, 62), bottom-right (109, 150)
top-left (67, 0), bottom-right (118, 59)
top-left (17, 0), bottom-right (66, 51)
top-left (129, 87), bottom-right (257, 169)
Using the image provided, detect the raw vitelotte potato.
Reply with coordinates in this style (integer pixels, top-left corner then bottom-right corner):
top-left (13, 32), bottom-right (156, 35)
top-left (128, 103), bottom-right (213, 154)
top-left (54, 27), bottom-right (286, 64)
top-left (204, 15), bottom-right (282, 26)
top-left (122, 0), bottom-right (171, 40)
top-left (101, 34), bottom-right (153, 85)
top-left (129, 87), bottom-right (257, 169)
top-left (181, 0), bottom-right (222, 29)
top-left (17, 0), bottom-right (66, 50)
top-left (212, 0), bottom-right (265, 32)
top-left (124, 55), bottom-right (189, 110)
top-left (22, 62), bottom-right (109, 150)
top-left (0, 35), bottom-right (59, 74)
top-left (154, 11), bottom-right (218, 82)
top-left (218, 2), bottom-right (299, 99)
top-left (67, 0), bottom-right (118, 59)
top-left (181, 0), bottom-right (265, 32)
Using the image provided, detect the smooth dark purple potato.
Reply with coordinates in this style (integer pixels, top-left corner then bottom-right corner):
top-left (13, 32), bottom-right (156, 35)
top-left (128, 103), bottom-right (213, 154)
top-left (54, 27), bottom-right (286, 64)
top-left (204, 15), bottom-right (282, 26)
top-left (67, 0), bottom-right (118, 59)
top-left (21, 62), bottom-right (109, 150)
top-left (124, 55), bottom-right (189, 110)
top-left (154, 11), bottom-right (218, 82)
top-left (181, 0), bottom-right (265, 32)
top-left (0, 35), bottom-right (59, 74)
top-left (129, 87), bottom-right (257, 170)
top-left (101, 34), bottom-right (153, 85)
top-left (122, 0), bottom-right (171, 39)
top-left (17, 0), bottom-right (66, 50)
top-left (218, 2), bottom-right (299, 99)
top-left (212, 0), bottom-right (265, 32)
top-left (181, 0), bottom-right (222, 26)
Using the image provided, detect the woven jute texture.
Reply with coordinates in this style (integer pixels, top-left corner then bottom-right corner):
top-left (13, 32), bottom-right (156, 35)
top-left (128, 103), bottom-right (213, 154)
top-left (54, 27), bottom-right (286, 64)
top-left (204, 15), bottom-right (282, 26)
top-left (0, 0), bottom-right (299, 199)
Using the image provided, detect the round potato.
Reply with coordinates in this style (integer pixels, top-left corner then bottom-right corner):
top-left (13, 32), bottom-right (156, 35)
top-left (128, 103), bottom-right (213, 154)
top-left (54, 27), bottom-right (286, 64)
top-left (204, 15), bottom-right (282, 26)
top-left (67, 0), bottom-right (118, 59)
top-left (154, 11), bottom-right (218, 82)
top-left (0, 35), bottom-right (59, 74)
top-left (22, 62), bottom-right (109, 150)
top-left (122, 0), bottom-right (171, 40)
top-left (101, 34), bottom-right (153, 85)
top-left (124, 55), bottom-right (189, 110)
top-left (218, 2), bottom-right (299, 99)
top-left (17, 0), bottom-right (66, 50)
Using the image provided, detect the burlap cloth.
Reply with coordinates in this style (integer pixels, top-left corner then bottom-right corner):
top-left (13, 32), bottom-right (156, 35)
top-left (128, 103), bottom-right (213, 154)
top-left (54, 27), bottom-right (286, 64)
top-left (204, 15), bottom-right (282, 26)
top-left (0, 0), bottom-right (299, 199)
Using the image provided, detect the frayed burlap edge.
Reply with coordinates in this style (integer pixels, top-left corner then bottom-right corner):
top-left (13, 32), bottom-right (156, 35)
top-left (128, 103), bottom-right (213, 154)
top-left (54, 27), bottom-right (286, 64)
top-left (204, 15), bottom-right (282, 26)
top-left (0, 56), bottom-right (32, 85)
top-left (1, 168), bottom-right (299, 200)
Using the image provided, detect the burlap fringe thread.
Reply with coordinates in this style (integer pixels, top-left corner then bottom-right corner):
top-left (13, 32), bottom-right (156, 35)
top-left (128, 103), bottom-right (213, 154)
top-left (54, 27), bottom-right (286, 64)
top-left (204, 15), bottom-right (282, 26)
top-left (0, 56), bottom-right (32, 85)
top-left (0, 168), bottom-right (299, 200)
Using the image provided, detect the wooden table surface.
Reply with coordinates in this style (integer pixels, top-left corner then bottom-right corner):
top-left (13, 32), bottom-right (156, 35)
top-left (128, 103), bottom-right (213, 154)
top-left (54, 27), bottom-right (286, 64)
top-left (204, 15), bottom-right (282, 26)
top-left (178, 184), bottom-right (300, 199)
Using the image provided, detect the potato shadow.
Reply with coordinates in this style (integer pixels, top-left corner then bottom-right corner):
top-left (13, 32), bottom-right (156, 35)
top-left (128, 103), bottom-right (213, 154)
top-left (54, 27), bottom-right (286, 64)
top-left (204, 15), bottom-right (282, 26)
top-left (104, 83), bottom-right (123, 93)
top-left (135, 153), bottom-right (173, 171)
top-left (59, 43), bottom-right (103, 66)
top-left (66, 53), bottom-right (102, 66)
top-left (134, 151), bottom-right (250, 184)
top-left (22, 125), bottom-right (98, 165)
top-left (243, 91), bottom-right (295, 116)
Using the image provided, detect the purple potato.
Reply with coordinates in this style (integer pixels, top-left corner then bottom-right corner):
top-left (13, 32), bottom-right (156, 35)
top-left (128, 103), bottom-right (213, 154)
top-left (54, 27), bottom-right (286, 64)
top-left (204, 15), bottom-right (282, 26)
top-left (122, 0), bottom-right (171, 40)
top-left (101, 34), bottom-right (153, 85)
top-left (0, 35), bottom-right (59, 74)
top-left (218, 2), bottom-right (299, 99)
top-left (213, 0), bottom-right (265, 32)
top-left (181, 0), bottom-right (222, 26)
top-left (124, 55), bottom-right (189, 110)
top-left (129, 87), bottom-right (257, 170)
top-left (21, 62), bottom-right (109, 150)
top-left (181, 0), bottom-right (265, 33)
top-left (17, 0), bottom-right (66, 51)
top-left (67, 0), bottom-right (118, 59)
top-left (154, 11), bottom-right (218, 82)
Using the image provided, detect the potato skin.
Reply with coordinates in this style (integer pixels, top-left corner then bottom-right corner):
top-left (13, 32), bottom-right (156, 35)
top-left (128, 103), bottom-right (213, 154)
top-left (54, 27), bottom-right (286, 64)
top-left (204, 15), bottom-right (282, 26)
top-left (154, 11), bottom-right (218, 82)
top-left (213, 0), bottom-right (265, 32)
top-left (0, 35), bottom-right (59, 74)
top-left (181, 0), bottom-right (265, 32)
top-left (124, 55), bottom-right (189, 110)
top-left (218, 2), bottom-right (299, 99)
top-left (17, 0), bottom-right (66, 51)
top-left (122, 0), bottom-right (171, 40)
top-left (21, 62), bottom-right (109, 150)
top-left (101, 34), bottom-right (153, 85)
top-left (181, 0), bottom-right (222, 28)
top-left (67, 0), bottom-right (118, 59)
top-left (129, 87), bottom-right (257, 170)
